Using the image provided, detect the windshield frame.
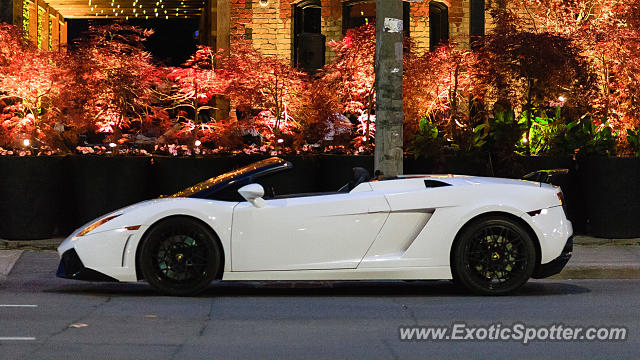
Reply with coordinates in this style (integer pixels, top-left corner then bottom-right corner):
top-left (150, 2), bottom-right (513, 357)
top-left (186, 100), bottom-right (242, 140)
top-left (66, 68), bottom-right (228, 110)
top-left (166, 157), bottom-right (293, 199)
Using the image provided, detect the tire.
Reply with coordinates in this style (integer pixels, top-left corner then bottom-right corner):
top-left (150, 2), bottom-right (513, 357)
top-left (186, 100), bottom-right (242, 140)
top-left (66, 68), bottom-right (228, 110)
top-left (139, 217), bottom-right (222, 296)
top-left (452, 216), bottom-right (536, 295)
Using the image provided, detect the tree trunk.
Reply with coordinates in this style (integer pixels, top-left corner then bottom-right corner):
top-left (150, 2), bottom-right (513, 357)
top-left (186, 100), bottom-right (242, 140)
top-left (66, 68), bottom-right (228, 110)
top-left (374, 0), bottom-right (404, 176)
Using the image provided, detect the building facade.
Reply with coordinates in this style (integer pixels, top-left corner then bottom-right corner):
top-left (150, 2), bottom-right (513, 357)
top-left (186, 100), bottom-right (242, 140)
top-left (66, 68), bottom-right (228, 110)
top-left (1, 0), bottom-right (67, 51)
top-left (204, 0), bottom-right (487, 71)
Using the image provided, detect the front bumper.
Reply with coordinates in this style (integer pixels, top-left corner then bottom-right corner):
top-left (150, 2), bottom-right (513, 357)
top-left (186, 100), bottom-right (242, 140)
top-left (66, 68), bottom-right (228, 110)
top-left (532, 236), bottom-right (573, 279)
top-left (56, 249), bottom-right (118, 282)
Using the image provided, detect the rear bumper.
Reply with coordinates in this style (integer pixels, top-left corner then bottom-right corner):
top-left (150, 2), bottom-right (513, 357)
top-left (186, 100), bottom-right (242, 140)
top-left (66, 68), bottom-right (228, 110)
top-left (57, 249), bottom-right (118, 282)
top-left (532, 236), bottom-right (573, 279)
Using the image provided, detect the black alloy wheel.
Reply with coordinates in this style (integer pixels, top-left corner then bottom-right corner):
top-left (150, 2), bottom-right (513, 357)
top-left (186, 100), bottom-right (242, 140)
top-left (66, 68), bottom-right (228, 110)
top-left (140, 217), bottom-right (222, 296)
top-left (453, 216), bottom-right (536, 295)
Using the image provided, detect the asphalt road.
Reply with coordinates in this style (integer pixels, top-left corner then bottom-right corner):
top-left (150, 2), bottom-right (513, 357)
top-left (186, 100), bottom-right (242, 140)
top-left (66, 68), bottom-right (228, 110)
top-left (1, 251), bottom-right (638, 359)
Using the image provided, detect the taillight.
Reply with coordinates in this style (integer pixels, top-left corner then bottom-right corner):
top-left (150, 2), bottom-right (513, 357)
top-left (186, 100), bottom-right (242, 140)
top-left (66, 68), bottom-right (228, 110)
top-left (556, 192), bottom-right (564, 207)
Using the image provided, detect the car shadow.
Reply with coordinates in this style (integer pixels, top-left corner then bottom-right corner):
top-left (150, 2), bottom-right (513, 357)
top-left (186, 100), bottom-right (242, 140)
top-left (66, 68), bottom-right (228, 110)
top-left (45, 279), bottom-right (591, 298)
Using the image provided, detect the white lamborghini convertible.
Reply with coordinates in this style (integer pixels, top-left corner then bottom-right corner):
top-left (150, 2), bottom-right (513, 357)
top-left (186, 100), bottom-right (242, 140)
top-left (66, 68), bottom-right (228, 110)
top-left (57, 157), bottom-right (573, 296)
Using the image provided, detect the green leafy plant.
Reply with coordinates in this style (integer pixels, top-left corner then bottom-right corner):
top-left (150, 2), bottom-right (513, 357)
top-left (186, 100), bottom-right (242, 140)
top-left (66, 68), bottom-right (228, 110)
top-left (552, 116), bottom-right (618, 156)
top-left (408, 117), bottom-right (446, 159)
top-left (484, 104), bottom-right (523, 156)
top-left (627, 129), bottom-right (640, 157)
top-left (516, 105), bottom-right (564, 156)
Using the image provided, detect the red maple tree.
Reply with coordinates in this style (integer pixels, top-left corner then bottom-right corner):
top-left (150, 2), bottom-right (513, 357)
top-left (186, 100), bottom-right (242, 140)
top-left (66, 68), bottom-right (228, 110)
top-left (487, 0), bottom-right (640, 137)
top-left (404, 43), bottom-right (477, 144)
top-left (70, 23), bottom-right (158, 150)
top-left (0, 24), bottom-right (69, 152)
top-left (217, 40), bottom-right (309, 146)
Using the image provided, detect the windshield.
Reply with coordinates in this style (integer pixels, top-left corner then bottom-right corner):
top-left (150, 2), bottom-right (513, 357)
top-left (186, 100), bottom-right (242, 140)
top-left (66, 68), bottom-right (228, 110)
top-left (167, 157), bottom-right (292, 199)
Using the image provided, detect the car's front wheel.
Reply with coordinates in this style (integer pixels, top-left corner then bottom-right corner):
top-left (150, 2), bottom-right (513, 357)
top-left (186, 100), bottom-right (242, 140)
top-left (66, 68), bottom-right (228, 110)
top-left (139, 217), bottom-right (222, 296)
top-left (452, 216), bottom-right (536, 295)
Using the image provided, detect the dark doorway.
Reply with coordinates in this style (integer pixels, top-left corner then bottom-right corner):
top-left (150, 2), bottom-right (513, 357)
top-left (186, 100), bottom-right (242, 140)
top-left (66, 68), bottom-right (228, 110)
top-left (429, 1), bottom-right (449, 51)
top-left (293, 0), bottom-right (324, 72)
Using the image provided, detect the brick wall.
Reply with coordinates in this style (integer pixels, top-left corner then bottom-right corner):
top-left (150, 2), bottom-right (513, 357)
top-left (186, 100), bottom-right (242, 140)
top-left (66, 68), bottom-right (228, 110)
top-left (409, 1), bottom-right (429, 53)
top-left (231, 0), bottom-right (293, 60)
top-left (229, 0), bottom-right (476, 61)
top-left (320, 0), bottom-right (341, 62)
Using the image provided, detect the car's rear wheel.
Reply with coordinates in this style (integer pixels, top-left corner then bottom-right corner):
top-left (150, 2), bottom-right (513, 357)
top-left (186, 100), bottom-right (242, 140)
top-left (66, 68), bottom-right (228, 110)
top-left (140, 217), bottom-right (222, 296)
top-left (452, 216), bottom-right (536, 295)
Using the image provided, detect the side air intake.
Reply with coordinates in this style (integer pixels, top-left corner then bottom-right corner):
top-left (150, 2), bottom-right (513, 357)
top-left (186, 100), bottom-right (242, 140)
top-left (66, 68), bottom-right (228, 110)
top-left (424, 180), bottom-right (452, 188)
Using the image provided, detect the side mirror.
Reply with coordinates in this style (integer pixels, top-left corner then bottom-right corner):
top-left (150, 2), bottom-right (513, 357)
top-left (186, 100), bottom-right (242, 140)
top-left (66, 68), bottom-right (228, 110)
top-left (238, 183), bottom-right (266, 208)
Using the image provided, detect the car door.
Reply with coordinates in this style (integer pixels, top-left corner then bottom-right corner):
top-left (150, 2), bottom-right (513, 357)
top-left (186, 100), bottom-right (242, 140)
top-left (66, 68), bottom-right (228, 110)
top-left (231, 184), bottom-right (389, 271)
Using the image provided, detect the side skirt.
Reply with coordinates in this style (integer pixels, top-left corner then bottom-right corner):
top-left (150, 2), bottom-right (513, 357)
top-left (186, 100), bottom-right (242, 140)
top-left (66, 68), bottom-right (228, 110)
top-left (221, 267), bottom-right (452, 281)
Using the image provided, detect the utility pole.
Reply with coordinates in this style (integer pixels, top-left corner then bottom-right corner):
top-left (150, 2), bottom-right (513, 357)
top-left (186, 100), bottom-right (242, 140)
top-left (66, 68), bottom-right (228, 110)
top-left (374, 0), bottom-right (404, 177)
top-left (215, 0), bottom-right (230, 121)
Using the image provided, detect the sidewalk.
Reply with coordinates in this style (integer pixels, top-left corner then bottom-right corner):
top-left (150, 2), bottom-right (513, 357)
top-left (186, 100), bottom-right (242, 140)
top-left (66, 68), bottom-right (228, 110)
top-left (1, 235), bottom-right (639, 280)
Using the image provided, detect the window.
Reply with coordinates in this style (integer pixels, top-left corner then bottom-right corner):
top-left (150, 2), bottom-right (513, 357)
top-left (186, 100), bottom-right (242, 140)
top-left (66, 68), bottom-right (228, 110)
top-left (429, 1), bottom-right (449, 51)
top-left (470, 0), bottom-right (485, 48)
top-left (293, 1), bottom-right (324, 72)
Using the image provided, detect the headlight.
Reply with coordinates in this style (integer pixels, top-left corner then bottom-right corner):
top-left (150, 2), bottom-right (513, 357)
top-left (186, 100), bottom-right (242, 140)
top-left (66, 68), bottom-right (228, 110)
top-left (77, 214), bottom-right (121, 236)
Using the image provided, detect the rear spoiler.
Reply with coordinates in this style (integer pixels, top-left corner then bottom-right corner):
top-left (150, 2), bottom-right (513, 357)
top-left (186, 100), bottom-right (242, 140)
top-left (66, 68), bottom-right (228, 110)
top-left (521, 169), bottom-right (569, 184)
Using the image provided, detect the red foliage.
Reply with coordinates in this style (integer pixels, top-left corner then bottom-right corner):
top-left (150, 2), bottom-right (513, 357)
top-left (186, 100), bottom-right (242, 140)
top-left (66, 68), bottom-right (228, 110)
top-left (0, 24), bottom-right (70, 151)
top-left (164, 46), bottom-right (225, 130)
top-left (216, 40), bottom-right (309, 145)
top-left (311, 24), bottom-right (376, 150)
top-left (487, 0), bottom-right (640, 134)
top-left (404, 43), bottom-right (477, 139)
top-left (69, 23), bottom-right (158, 147)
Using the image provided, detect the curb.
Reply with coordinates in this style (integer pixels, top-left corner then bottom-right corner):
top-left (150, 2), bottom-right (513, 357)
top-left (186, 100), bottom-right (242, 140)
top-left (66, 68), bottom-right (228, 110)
top-left (573, 235), bottom-right (640, 246)
top-left (0, 238), bottom-right (63, 251)
top-left (0, 250), bottom-right (23, 277)
top-left (552, 264), bottom-right (640, 280)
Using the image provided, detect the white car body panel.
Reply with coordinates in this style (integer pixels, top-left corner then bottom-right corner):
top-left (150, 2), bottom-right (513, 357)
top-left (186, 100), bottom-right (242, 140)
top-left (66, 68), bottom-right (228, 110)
top-left (231, 183), bottom-right (390, 271)
top-left (57, 170), bottom-right (573, 283)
